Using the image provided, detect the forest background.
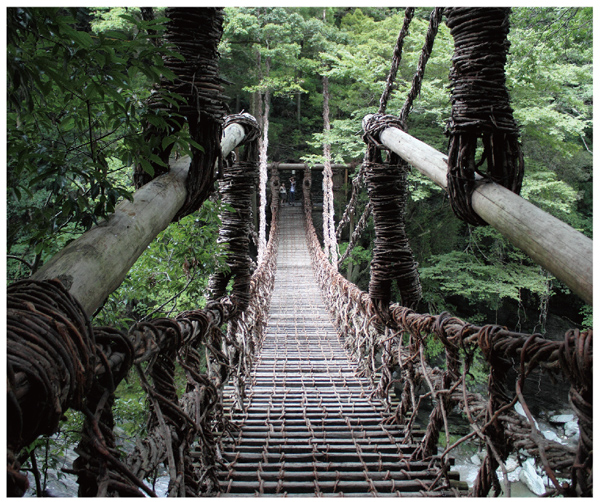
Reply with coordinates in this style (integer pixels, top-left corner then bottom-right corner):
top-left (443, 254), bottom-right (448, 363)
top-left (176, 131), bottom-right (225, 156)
top-left (5, 7), bottom-right (593, 489)
top-left (7, 6), bottom-right (593, 331)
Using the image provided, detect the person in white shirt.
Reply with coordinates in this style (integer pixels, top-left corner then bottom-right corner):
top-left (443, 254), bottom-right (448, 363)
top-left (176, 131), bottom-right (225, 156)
top-left (279, 184), bottom-right (287, 205)
top-left (289, 177), bottom-right (296, 205)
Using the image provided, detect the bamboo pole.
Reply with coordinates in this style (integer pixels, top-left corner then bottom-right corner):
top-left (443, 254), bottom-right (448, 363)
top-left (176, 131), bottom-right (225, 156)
top-left (32, 122), bottom-right (247, 316)
top-left (363, 117), bottom-right (592, 305)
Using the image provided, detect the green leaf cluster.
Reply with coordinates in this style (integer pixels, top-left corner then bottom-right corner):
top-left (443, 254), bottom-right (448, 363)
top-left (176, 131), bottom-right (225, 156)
top-left (6, 7), bottom-right (185, 276)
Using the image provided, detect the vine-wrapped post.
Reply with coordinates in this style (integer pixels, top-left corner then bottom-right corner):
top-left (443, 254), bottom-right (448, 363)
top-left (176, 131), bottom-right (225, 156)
top-left (362, 115), bottom-right (422, 321)
top-left (208, 113), bottom-right (261, 310)
top-left (445, 7), bottom-right (524, 226)
top-left (134, 7), bottom-right (228, 220)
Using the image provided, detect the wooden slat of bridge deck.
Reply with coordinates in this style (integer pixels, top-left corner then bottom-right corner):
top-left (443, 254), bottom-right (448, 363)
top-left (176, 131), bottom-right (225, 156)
top-left (217, 205), bottom-right (463, 497)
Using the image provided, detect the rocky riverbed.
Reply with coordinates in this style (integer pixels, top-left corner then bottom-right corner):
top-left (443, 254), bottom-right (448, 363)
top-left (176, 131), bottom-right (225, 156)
top-left (449, 405), bottom-right (580, 496)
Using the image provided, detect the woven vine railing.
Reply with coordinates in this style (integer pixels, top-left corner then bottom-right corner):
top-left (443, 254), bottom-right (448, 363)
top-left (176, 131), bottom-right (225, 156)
top-left (302, 181), bottom-right (592, 498)
top-left (7, 130), bottom-right (279, 498)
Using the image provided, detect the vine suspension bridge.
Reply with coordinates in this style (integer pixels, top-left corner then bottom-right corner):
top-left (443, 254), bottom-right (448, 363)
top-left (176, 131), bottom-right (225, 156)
top-left (7, 7), bottom-right (592, 499)
top-left (217, 205), bottom-right (463, 496)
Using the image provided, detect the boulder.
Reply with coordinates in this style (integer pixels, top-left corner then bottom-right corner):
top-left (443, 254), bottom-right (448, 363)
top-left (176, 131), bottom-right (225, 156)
top-left (519, 458), bottom-right (546, 496)
top-left (549, 413), bottom-right (575, 424)
top-left (564, 420), bottom-right (580, 438)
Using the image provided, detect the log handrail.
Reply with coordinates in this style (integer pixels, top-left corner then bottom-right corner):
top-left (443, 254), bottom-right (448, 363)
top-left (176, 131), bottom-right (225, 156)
top-left (32, 121), bottom-right (248, 317)
top-left (363, 115), bottom-right (593, 305)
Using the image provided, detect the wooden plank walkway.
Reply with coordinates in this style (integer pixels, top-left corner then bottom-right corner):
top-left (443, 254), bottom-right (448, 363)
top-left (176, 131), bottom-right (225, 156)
top-left (217, 205), bottom-right (463, 497)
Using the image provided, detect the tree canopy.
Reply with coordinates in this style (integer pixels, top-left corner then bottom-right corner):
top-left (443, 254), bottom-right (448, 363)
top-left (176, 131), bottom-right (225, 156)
top-left (6, 7), bottom-right (593, 332)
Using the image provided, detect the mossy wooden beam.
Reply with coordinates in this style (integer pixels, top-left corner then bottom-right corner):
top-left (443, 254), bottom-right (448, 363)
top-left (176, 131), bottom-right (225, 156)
top-left (32, 122), bottom-right (247, 316)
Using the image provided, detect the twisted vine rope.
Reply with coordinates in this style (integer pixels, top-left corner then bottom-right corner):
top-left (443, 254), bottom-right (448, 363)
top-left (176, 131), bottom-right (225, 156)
top-left (445, 7), bottom-right (524, 226)
top-left (209, 113), bottom-right (260, 310)
top-left (302, 182), bottom-right (592, 497)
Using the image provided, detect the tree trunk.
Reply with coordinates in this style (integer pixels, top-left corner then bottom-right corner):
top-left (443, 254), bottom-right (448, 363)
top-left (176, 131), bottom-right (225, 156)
top-left (32, 123), bottom-right (247, 317)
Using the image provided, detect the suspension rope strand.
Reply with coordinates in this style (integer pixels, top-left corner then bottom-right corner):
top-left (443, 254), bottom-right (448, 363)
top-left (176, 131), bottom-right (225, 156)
top-left (399, 7), bottom-right (445, 125)
top-left (379, 7), bottom-right (415, 114)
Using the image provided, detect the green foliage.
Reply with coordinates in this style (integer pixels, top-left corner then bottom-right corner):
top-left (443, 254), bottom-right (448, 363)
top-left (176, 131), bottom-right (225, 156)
top-left (419, 225), bottom-right (556, 323)
top-left (580, 305), bottom-right (593, 330)
top-left (96, 199), bottom-right (229, 328)
top-left (113, 377), bottom-right (150, 439)
top-left (6, 7), bottom-right (185, 275)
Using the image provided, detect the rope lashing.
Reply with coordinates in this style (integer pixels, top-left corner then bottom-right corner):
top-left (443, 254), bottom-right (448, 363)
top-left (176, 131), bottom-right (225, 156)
top-left (338, 202), bottom-right (371, 265)
top-left (334, 7), bottom-right (416, 258)
top-left (363, 114), bottom-right (422, 318)
top-left (6, 279), bottom-right (97, 495)
top-left (338, 7), bottom-right (443, 256)
top-left (7, 280), bottom-right (96, 450)
top-left (208, 113), bottom-right (261, 311)
top-left (359, 8), bottom-right (449, 318)
top-left (134, 8), bottom-right (228, 220)
top-left (445, 7), bottom-right (524, 226)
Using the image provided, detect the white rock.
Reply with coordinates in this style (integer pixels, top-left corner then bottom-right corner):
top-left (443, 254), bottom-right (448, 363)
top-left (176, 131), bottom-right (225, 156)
top-left (541, 429), bottom-right (562, 443)
top-left (549, 413), bottom-right (575, 424)
top-left (514, 402), bottom-right (538, 428)
top-left (505, 457), bottom-right (519, 473)
top-left (470, 453), bottom-right (481, 465)
top-left (496, 465), bottom-right (521, 484)
top-left (454, 464), bottom-right (480, 486)
top-left (564, 420), bottom-right (580, 438)
top-left (519, 458), bottom-right (546, 496)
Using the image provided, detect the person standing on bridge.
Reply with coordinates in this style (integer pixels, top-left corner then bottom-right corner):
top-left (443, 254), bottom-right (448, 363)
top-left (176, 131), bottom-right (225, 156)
top-left (289, 176), bottom-right (296, 205)
top-left (279, 183), bottom-right (287, 205)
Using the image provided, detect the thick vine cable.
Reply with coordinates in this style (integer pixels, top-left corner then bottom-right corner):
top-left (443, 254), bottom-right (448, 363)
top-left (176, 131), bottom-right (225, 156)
top-left (445, 7), bottom-right (524, 226)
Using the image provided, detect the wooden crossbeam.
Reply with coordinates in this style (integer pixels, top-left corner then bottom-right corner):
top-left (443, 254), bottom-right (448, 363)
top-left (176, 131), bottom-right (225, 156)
top-left (364, 116), bottom-right (592, 305)
top-left (268, 163), bottom-right (351, 170)
top-left (32, 122), bottom-right (247, 316)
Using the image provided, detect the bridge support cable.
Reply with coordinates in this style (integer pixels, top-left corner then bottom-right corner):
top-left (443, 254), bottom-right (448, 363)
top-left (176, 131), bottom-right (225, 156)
top-left (302, 182), bottom-right (592, 497)
top-left (362, 116), bottom-right (592, 305)
top-left (208, 114), bottom-right (260, 309)
top-left (322, 74), bottom-right (338, 268)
